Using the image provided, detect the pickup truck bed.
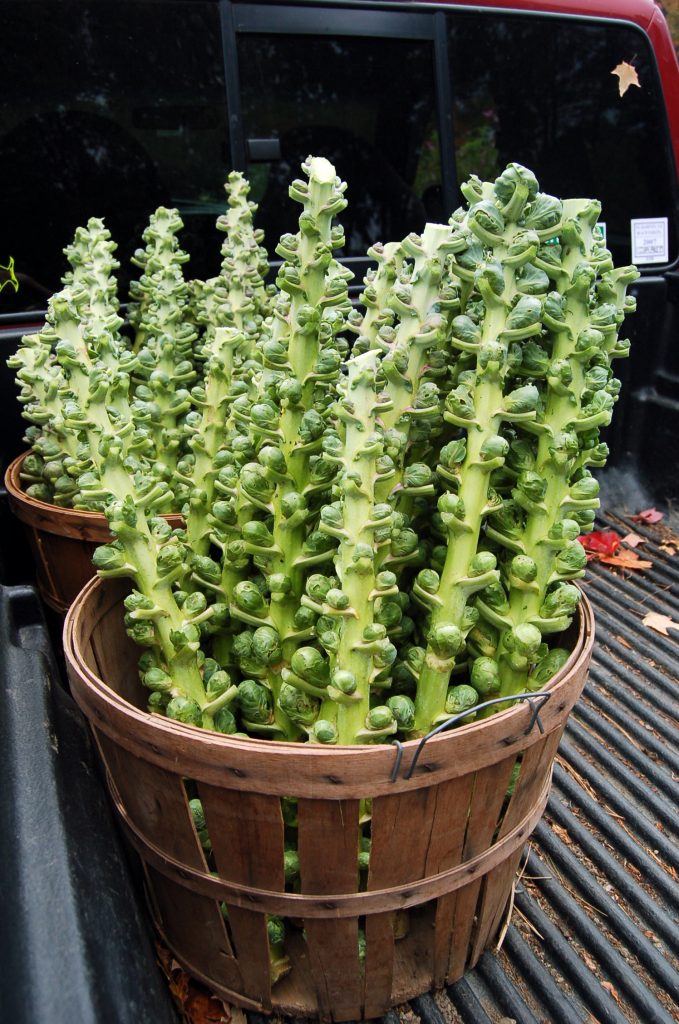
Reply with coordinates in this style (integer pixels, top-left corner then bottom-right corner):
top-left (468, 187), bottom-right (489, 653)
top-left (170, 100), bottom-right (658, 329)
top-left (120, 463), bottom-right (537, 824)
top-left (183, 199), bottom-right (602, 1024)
top-left (1, 494), bottom-right (677, 1024)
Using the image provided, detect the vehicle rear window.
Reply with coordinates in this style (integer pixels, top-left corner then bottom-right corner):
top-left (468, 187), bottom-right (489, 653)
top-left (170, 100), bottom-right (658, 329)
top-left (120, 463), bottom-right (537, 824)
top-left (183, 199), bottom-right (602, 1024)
top-left (447, 10), bottom-right (678, 268)
top-left (237, 32), bottom-right (444, 257)
top-left (0, 0), bottom-right (230, 313)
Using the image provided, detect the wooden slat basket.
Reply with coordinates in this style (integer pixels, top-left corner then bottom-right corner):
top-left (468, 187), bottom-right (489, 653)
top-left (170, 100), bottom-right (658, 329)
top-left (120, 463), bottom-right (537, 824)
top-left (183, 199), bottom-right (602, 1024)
top-left (4, 453), bottom-right (182, 615)
top-left (64, 576), bottom-right (594, 1022)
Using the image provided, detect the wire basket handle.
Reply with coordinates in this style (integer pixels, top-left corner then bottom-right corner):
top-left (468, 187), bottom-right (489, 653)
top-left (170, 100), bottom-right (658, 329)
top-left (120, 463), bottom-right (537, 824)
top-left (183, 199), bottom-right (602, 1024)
top-left (390, 691), bottom-right (553, 782)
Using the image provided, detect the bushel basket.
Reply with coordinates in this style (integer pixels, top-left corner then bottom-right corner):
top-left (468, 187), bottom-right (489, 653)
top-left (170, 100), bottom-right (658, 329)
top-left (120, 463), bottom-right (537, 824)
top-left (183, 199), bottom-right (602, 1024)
top-left (65, 576), bottom-right (594, 1021)
top-left (5, 453), bottom-right (183, 615)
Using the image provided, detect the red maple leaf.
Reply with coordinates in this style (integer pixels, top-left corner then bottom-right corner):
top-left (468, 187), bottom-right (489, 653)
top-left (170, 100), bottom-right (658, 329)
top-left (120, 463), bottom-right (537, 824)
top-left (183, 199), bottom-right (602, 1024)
top-left (578, 530), bottom-right (621, 558)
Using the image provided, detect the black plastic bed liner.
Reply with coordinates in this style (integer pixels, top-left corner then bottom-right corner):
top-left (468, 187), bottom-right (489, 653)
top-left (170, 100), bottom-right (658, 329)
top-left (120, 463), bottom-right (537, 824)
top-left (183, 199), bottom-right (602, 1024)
top-left (1, 505), bottom-right (677, 1024)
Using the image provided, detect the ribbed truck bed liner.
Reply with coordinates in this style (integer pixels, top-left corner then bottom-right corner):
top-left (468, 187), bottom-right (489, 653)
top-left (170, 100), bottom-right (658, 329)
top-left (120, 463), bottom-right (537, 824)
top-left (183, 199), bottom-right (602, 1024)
top-left (1, 509), bottom-right (677, 1024)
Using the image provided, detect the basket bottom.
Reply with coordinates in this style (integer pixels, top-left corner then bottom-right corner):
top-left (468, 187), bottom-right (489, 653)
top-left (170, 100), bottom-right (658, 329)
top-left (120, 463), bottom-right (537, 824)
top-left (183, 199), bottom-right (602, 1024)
top-left (146, 871), bottom-right (517, 1021)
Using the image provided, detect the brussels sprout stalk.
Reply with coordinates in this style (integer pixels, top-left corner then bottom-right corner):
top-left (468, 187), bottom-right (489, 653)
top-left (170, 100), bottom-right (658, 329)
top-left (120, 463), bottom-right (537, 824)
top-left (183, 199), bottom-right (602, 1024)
top-left (493, 200), bottom-right (639, 695)
top-left (323, 350), bottom-right (399, 744)
top-left (413, 168), bottom-right (542, 732)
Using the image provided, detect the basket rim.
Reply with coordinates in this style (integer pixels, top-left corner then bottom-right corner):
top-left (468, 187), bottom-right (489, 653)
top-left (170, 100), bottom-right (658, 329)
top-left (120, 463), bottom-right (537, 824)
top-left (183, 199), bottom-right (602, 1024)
top-left (5, 451), bottom-right (184, 539)
top-left (64, 575), bottom-right (594, 798)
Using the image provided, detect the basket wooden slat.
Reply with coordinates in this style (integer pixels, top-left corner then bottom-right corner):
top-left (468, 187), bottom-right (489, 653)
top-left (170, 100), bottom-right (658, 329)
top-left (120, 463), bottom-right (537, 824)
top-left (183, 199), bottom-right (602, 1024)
top-left (199, 787), bottom-right (286, 1008)
top-left (145, 866), bottom-right (245, 996)
top-left (363, 913), bottom-right (395, 1020)
top-left (363, 787), bottom-right (438, 1015)
top-left (64, 576), bottom-right (594, 1021)
top-left (94, 730), bottom-right (207, 869)
top-left (298, 799), bottom-right (363, 1020)
top-left (444, 754), bottom-right (518, 981)
top-left (469, 727), bottom-right (566, 962)
top-left (429, 774), bottom-right (478, 988)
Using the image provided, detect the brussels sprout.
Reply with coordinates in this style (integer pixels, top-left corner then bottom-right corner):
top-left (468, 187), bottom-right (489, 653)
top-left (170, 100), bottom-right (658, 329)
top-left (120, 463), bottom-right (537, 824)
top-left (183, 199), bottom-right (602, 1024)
top-left (366, 706), bottom-right (396, 732)
top-left (480, 435), bottom-right (509, 462)
top-left (143, 667), bottom-right (173, 693)
top-left (291, 647), bottom-right (329, 686)
top-left (267, 915), bottom-right (286, 948)
top-left (238, 679), bottom-right (273, 724)
top-left (505, 294), bottom-right (542, 332)
top-left (233, 581), bottom-right (268, 617)
top-left (503, 624), bottom-right (543, 674)
top-left (417, 569), bottom-right (440, 594)
top-left (390, 528), bottom-right (419, 559)
top-left (510, 555), bottom-right (538, 584)
top-left (555, 541), bottom-right (588, 576)
top-left (451, 314), bottom-right (482, 347)
top-left (469, 552), bottom-right (497, 577)
top-left (529, 648), bottom-right (571, 688)
top-left (92, 544), bottom-right (127, 572)
top-left (516, 262), bottom-right (550, 295)
top-left (325, 588), bottom-right (350, 611)
top-left (284, 848), bottom-right (300, 883)
top-left (404, 463), bottom-right (434, 490)
top-left (147, 691), bottom-right (170, 713)
top-left (540, 583), bottom-right (580, 619)
top-left (427, 623), bottom-right (465, 658)
top-left (494, 163), bottom-right (539, 207)
top-left (166, 697), bottom-right (202, 727)
top-left (375, 599), bottom-right (403, 629)
top-left (445, 684), bottom-right (480, 716)
top-left (192, 556), bottom-right (222, 586)
top-left (471, 657), bottom-right (501, 697)
top-left (470, 199), bottom-right (505, 237)
top-left (515, 472), bottom-right (548, 505)
top-left (278, 682), bottom-right (321, 726)
top-left (520, 341), bottom-right (549, 376)
top-left (445, 385), bottom-right (476, 421)
top-left (386, 694), bottom-right (416, 731)
top-left (206, 669), bottom-right (232, 698)
top-left (189, 798), bottom-right (207, 833)
top-left (252, 626), bottom-right (283, 665)
top-left (309, 719), bottom-right (339, 744)
top-left (504, 384), bottom-right (539, 415)
top-left (439, 439), bottom-right (467, 468)
top-left (242, 521), bottom-right (276, 549)
top-left (570, 475), bottom-right (600, 501)
top-left (331, 669), bottom-right (358, 695)
top-left (523, 193), bottom-right (562, 231)
top-left (213, 707), bottom-right (238, 734)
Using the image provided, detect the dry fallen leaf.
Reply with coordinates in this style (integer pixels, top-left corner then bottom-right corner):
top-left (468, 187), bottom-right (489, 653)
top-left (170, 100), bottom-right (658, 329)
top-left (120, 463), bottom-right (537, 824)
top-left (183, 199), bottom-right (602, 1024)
top-left (552, 823), bottom-right (573, 846)
top-left (631, 507), bottom-right (664, 524)
top-left (642, 611), bottom-right (679, 637)
top-left (615, 634), bottom-right (633, 650)
top-left (598, 549), bottom-right (652, 570)
top-left (611, 60), bottom-right (640, 97)
top-left (659, 542), bottom-right (676, 555)
top-left (156, 943), bottom-right (233, 1024)
top-left (583, 953), bottom-right (598, 973)
top-left (601, 980), bottom-right (621, 1003)
top-left (622, 532), bottom-right (645, 548)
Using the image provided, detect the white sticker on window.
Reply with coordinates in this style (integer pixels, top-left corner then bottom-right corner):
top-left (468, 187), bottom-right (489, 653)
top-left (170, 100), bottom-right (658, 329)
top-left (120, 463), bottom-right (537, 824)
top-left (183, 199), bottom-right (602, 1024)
top-left (631, 218), bottom-right (669, 264)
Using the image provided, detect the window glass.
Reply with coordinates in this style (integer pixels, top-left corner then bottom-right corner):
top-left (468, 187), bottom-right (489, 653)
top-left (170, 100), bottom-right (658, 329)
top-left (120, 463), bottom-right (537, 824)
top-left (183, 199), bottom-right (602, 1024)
top-left (448, 12), bottom-right (678, 266)
top-left (237, 33), bottom-right (444, 257)
top-left (0, 1), bottom-right (230, 312)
